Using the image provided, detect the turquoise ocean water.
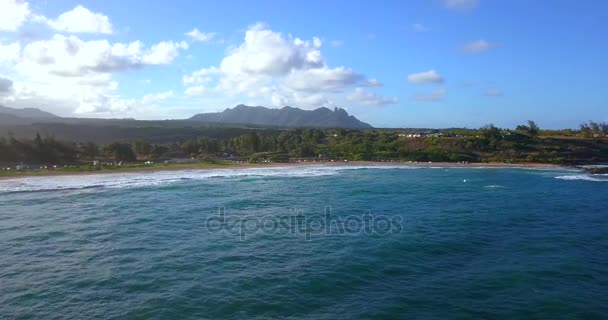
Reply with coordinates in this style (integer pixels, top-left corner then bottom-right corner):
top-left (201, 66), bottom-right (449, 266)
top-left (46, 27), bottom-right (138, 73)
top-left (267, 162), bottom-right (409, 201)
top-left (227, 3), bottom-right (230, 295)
top-left (1, 166), bottom-right (607, 319)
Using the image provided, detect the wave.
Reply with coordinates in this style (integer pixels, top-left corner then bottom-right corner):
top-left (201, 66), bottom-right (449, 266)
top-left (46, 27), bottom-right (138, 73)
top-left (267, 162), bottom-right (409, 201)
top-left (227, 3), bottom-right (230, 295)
top-left (0, 166), bottom-right (339, 193)
top-left (1, 165), bottom-right (411, 193)
top-left (0, 165), bottom-right (582, 193)
top-left (555, 174), bottom-right (608, 182)
top-left (483, 185), bottom-right (506, 188)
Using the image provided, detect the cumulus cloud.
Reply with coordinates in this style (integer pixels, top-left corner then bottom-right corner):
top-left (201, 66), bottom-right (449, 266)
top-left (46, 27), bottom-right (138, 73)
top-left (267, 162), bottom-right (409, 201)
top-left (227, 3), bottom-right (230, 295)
top-left (0, 41), bottom-right (21, 65)
top-left (4, 34), bottom-right (187, 116)
top-left (0, 1), bottom-right (189, 118)
top-left (0, 77), bottom-right (14, 94)
top-left (444, 0), bottom-right (478, 10)
top-left (185, 28), bottom-right (215, 42)
top-left (141, 40), bottom-right (188, 64)
top-left (1, 2), bottom-right (394, 116)
top-left (407, 70), bottom-right (444, 84)
top-left (16, 35), bottom-right (187, 77)
top-left (74, 90), bottom-right (174, 114)
top-left (283, 67), bottom-right (374, 92)
top-left (185, 85), bottom-right (206, 96)
top-left (463, 39), bottom-right (493, 53)
top-left (142, 91), bottom-right (173, 104)
top-left (414, 88), bottom-right (446, 101)
top-left (41, 5), bottom-right (113, 34)
top-left (183, 24), bottom-right (391, 108)
top-left (0, 0), bottom-right (31, 31)
top-left (0, 1), bottom-right (113, 34)
top-left (219, 24), bottom-right (324, 76)
top-left (3, 77), bottom-right (119, 116)
top-left (347, 88), bottom-right (398, 106)
top-left (182, 66), bottom-right (218, 85)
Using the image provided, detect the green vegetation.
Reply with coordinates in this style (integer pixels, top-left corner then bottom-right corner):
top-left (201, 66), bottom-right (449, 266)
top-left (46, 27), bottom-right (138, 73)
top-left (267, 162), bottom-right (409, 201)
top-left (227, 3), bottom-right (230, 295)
top-left (579, 121), bottom-right (608, 138)
top-left (515, 120), bottom-right (540, 137)
top-left (0, 161), bottom-right (235, 178)
top-left (1, 121), bottom-right (607, 174)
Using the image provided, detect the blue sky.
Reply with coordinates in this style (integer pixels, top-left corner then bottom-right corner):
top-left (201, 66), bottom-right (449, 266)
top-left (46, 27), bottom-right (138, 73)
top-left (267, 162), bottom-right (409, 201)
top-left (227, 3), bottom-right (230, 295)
top-left (0, 0), bottom-right (607, 128)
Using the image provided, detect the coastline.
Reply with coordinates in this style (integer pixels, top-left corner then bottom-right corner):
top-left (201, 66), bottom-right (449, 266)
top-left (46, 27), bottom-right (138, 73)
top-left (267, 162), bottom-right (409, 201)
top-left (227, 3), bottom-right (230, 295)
top-left (0, 161), bottom-right (563, 181)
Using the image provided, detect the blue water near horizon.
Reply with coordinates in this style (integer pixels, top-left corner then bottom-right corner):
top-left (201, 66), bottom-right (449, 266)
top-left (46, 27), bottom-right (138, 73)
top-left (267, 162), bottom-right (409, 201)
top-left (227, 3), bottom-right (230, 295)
top-left (1, 166), bottom-right (607, 319)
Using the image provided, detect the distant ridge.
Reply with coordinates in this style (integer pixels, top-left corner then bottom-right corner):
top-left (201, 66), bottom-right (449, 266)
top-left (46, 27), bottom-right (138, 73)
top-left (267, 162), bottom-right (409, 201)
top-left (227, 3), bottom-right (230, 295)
top-left (0, 105), bottom-right (61, 125)
top-left (189, 105), bottom-right (373, 128)
top-left (0, 105), bottom-right (60, 120)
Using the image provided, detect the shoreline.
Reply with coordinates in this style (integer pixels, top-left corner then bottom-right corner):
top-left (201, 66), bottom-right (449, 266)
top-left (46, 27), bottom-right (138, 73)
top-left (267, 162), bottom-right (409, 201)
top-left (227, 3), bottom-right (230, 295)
top-left (0, 161), bottom-right (564, 181)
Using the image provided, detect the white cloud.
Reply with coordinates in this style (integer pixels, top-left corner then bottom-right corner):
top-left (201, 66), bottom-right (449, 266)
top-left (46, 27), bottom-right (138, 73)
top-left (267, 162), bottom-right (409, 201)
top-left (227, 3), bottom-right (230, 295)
top-left (16, 35), bottom-right (187, 78)
top-left (484, 89), bottom-right (502, 96)
top-left (407, 70), bottom-right (444, 84)
top-left (3, 76), bottom-right (120, 116)
top-left (0, 2), bottom-right (191, 118)
top-left (366, 78), bottom-right (382, 87)
top-left (348, 88), bottom-right (398, 106)
top-left (185, 28), bottom-right (215, 42)
top-left (269, 90), bottom-right (332, 108)
top-left (0, 2), bottom-right (112, 34)
top-left (219, 23), bottom-right (324, 76)
top-left (0, 77), bottom-right (13, 93)
top-left (2, 34), bottom-right (187, 116)
top-left (0, 0), bottom-right (31, 31)
top-left (142, 41), bottom-right (188, 64)
top-left (463, 39), bottom-right (493, 53)
top-left (42, 5), bottom-right (113, 34)
top-left (183, 24), bottom-right (391, 108)
top-left (182, 66), bottom-right (218, 85)
top-left (444, 0), bottom-right (478, 10)
top-left (185, 85), bottom-right (206, 96)
top-left (415, 88), bottom-right (447, 101)
top-left (283, 67), bottom-right (373, 92)
top-left (413, 23), bottom-right (430, 32)
top-left (74, 90), bottom-right (173, 114)
top-left (0, 41), bottom-right (21, 65)
top-left (141, 91), bottom-right (173, 104)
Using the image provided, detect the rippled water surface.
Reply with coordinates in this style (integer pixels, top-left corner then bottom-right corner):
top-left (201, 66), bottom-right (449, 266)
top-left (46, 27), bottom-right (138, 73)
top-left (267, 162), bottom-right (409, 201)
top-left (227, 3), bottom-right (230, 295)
top-left (1, 166), bottom-right (607, 319)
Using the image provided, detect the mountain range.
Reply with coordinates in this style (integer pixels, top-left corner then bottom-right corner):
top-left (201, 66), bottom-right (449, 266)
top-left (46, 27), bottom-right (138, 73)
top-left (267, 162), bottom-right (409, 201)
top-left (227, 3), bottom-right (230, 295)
top-left (0, 104), bottom-right (372, 142)
top-left (0, 105), bottom-right (60, 125)
top-left (190, 105), bottom-right (371, 128)
top-left (0, 104), bottom-right (371, 129)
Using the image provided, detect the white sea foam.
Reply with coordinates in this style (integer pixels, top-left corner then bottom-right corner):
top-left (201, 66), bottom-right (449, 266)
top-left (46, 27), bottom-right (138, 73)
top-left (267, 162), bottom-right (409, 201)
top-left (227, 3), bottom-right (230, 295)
top-left (555, 174), bottom-right (608, 182)
top-left (0, 164), bottom-right (584, 193)
top-left (0, 165), bottom-right (423, 193)
top-left (483, 185), bottom-right (506, 188)
top-left (0, 166), bottom-right (327, 193)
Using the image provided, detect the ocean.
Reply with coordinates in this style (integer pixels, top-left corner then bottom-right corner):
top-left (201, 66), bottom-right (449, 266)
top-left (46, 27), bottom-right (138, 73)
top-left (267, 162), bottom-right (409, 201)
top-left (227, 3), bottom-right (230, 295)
top-left (1, 166), bottom-right (607, 319)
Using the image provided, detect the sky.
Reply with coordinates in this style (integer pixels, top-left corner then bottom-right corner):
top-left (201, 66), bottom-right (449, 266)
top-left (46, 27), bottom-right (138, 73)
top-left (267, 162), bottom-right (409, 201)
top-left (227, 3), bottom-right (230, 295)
top-left (0, 0), bottom-right (607, 128)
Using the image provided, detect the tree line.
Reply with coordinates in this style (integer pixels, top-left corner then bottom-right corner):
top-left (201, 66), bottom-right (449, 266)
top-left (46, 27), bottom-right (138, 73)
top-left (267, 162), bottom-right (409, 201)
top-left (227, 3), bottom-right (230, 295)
top-left (579, 121), bottom-right (608, 138)
top-left (1, 121), bottom-right (607, 165)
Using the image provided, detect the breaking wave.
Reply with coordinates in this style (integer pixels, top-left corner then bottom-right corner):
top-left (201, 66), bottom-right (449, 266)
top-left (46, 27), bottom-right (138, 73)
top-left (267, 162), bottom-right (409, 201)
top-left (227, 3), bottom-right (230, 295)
top-left (0, 165), bottom-right (423, 193)
top-left (555, 174), bottom-right (608, 182)
top-left (0, 164), bottom-right (578, 193)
